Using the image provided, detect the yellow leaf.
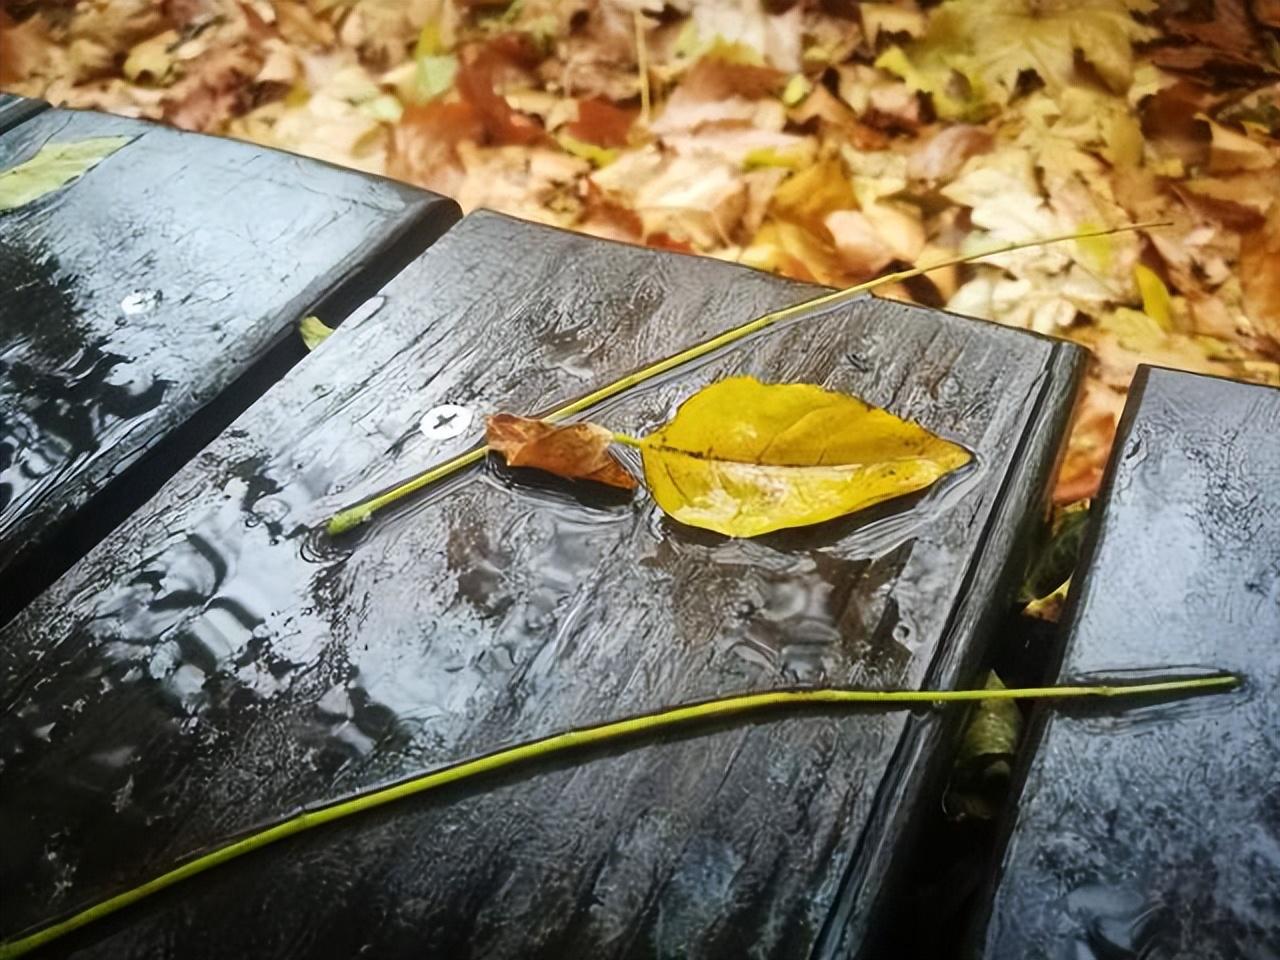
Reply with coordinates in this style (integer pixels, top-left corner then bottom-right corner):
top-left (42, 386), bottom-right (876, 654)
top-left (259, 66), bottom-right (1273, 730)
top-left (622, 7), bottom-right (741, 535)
top-left (1074, 220), bottom-right (1114, 275)
top-left (557, 133), bottom-right (617, 168)
top-left (888, 0), bottom-right (1153, 116)
top-left (781, 74), bottom-right (811, 106)
top-left (743, 146), bottom-right (810, 170)
top-left (122, 29), bottom-right (180, 84)
top-left (1100, 306), bottom-right (1166, 352)
top-left (0, 136), bottom-right (132, 212)
top-left (638, 377), bottom-right (971, 537)
top-left (874, 45), bottom-right (988, 122)
top-left (414, 21), bottom-right (447, 58)
top-left (1134, 264), bottom-right (1173, 330)
top-left (414, 53), bottom-right (457, 101)
top-left (771, 158), bottom-right (856, 229)
top-left (298, 315), bottom-right (334, 351)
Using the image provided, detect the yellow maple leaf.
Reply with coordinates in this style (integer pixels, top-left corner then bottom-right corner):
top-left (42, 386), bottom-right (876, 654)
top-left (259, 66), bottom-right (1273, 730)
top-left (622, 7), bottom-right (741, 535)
top-left (883, 0), bottom-right (1154, 117)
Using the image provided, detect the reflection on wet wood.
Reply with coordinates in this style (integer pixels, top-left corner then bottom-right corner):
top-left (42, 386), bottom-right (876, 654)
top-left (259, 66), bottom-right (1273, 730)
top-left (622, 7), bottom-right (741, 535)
top-left (0, 94), bottom-right (46, 134)
top-left (1, 212), bottom-right (1084, 958)
top-left (973, 366), bottom-right (1280, 960)
top-left (0, 108), bottom-right (459, 624)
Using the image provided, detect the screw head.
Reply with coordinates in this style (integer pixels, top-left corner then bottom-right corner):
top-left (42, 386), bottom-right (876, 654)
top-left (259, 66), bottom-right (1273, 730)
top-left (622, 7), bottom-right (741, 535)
top-left (420, 403), bottom-right (473, 440)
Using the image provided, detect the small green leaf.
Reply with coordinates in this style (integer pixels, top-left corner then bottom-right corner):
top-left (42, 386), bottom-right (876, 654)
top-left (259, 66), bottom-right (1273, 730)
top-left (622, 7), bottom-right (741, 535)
top-left (0, 136), bottom-right (133, 212)
top-left (945, 670), bottom-right (1023, 820)
top-left (743, 146), bottom-right (810, 170)
top-left (362, 93), bottom-right (404, 123)
top-left (1020, 500), bottom-right (1090, 604)
top-left (414, 21), bottom-right (446, 58)
top-left (415, 53), bottom-right (458, 101)
top-left (557, 133), bottom-right (617, 167)
top-left (956, 672), bottom-right (1021, 768)
top-left (781, 74), bottom-right (812, 106)
top-left (1134, 263), bottom-right (1173, 330)
top-left (298, 315), bottom-right (335, 351)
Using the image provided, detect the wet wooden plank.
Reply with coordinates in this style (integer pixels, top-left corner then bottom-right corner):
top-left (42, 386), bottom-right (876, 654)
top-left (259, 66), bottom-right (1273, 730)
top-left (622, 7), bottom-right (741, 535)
top-left (0, 94), bottom-right (47, 134)
top-left (0, 108), bottom-right (460, 624)
top-left (972, 367), bottom-right (1280, 960)
top-left (0, 211), bottom-right (1084, 959)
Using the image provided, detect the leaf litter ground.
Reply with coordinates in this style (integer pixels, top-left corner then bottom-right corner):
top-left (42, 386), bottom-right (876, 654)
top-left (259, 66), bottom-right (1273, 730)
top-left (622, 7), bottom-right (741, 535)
top-left (3, 0), bottom-right (1278, 499)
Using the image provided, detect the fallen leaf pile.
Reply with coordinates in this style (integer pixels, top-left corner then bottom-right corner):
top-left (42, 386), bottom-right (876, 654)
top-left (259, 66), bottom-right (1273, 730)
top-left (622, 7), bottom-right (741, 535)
top-left (4, 0), bottom-right (1279, 498)
top-left (486, 376), bottom-right (971, 537)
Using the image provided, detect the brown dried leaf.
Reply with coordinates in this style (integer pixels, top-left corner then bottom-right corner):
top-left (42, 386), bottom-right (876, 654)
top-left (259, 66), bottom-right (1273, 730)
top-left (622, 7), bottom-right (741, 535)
top-left (787, 85), bottom-right (889, 150)
top-left (564, 97), bottom-right (636, 148)
top-left (1240, 203), bottom-right (1280, 344)
top-left (390, 99), bottom-right (485, 192)
top-left (456, 47), bottom-right (546, 146)
top-left (0, 13), bottom-right (46, 85)
top-left (907, 123), bottom-right (994, 183)
top-left (486, 414), bottom-right (637, 490)
top-left (652, 57), bottom-right (787, 136)
top-left (1255, 0), bottom-right (1280, 27)
top-left (1151, 0), bottom-right (1278, 83)
top-left (1140, 81), bottom-right (1212, 168)
top-left (825, 209), bottom-right (895, 277)
top-left (1166, 179), bottom-right (1267, 231)
top-left (1206, 118), bottom-right (1279, 173)
top-left (590, 148), bottom-right (750, 249)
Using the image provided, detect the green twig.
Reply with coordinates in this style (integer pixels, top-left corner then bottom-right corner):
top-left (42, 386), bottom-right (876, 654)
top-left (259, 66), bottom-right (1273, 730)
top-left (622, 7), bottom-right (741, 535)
top-left (0, 671), bottom-right (1235, 959)
top-left (324, 219), bottom-right (1169, 536)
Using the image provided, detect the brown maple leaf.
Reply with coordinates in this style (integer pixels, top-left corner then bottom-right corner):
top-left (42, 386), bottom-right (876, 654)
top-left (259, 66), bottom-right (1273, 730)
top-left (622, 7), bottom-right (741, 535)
top-left (1150, 0), bottom-right (1280, 84)
top-left (1240, 203), bottom-right (1280, 347)
top-left (456, 40), bottom-right (548, 147)
top-left (486, 414), bottom-right (637, 490)
top-left (565, 97), bottom-right (636, 148)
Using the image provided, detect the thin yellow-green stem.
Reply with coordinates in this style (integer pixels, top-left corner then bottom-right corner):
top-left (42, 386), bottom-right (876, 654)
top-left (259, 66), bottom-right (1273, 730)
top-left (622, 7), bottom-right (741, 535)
top-left (324, 219), bottom-right (1169, 535)
top-left (634, 11), bottom-right (651, 125)
top-left (0, 672), bottom-right (1235, 959)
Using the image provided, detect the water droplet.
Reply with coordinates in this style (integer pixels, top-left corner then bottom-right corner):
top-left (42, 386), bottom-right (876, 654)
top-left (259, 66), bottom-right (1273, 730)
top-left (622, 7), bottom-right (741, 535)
top-left (120, 289), bottom-right (162, 315)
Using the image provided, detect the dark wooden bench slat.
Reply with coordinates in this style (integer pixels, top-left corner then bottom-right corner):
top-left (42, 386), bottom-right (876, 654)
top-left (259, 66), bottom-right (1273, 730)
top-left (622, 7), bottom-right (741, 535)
top-left (0, 93), bottom-right (47, 134)
top-left (972, 366), bottom-right (1280, 960)
top-left (0, 211), bottom-right (1083, 958)
top-left (0, 108), bottom-right (460, 625)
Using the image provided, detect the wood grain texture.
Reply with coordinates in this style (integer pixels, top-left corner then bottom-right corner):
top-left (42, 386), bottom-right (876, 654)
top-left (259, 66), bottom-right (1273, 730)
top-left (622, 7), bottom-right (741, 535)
top-left (0, 108), bottom-right (460, 624)
top-left (0, 94), bottom-right (47, 134)
top-left (0, 211), bottom-right (1084, 959)
top-left (973, 366), bottom-right (1280, 960)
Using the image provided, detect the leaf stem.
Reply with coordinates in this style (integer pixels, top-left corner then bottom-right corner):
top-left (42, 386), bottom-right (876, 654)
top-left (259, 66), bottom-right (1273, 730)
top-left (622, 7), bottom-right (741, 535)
top-left (0, 672), bottom-right (1237, 959)
top-left (634, 11), bottom-right (651, 126)
top-left (324, 220), bottom-right (1169, 535)
top-left (611, 432), bottom-right (645, 449)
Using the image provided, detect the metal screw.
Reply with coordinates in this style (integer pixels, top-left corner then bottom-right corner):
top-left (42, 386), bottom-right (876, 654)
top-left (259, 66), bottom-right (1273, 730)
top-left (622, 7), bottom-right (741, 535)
top-left (420, 403), bottom-right (473, 440)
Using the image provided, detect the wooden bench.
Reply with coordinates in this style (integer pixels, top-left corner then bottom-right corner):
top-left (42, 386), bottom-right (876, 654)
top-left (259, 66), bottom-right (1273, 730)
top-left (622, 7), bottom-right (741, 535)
top-left (0, 94), bottom-right (46, 134)
top-left (970, 366), bottom-right (1280, 959)
top-left (0, 100), bottom-right (459, 624)
top-left (0, 199), bottom-right (1084, 957)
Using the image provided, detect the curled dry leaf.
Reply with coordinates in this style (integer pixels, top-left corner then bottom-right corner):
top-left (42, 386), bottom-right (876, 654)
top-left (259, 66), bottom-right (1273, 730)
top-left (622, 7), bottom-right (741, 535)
top-left (908, 124), bottom-right (994, 183)
top-left (639, 377), bottom-right (971, 537)
top-left (485, 414), bottom-right (637, 490)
